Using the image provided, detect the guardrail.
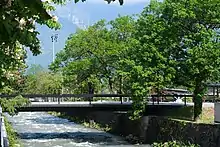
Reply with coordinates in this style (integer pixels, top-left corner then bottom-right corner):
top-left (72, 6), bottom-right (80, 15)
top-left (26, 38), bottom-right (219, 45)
top-left (0, 106), bottom-right (9, 147)
top-left (0, 93), bottom-right (195, 105)
top-left (0, 93), bottom-right (217, 106)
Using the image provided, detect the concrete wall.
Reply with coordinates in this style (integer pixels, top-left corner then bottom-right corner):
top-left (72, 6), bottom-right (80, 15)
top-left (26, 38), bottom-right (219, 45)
top-left (65, 105), bottom-right (194, 121)
top-left (64, 107), bottom-right (220, 147)
top-left (214, 103), bottom-right (220, 122)
top-left (109, 115), bottom-right (220, 147)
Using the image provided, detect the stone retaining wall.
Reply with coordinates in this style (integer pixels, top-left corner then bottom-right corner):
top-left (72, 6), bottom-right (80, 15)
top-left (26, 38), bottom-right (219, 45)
top-left (144, 117), bottom-right (220, 147)
top-left (111, 115), bottom-right (220, 147)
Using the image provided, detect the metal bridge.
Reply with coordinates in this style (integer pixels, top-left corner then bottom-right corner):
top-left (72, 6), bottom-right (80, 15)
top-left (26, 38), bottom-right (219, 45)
top-left (0, 93), bottom-right (216, 147)
top-left (0, 93), bottom-right (196, 112)
top-left (0, 93), bottom-right (217, 112)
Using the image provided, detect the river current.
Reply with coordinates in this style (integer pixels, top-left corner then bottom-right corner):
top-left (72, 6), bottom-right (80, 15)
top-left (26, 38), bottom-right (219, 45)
top-left (6, 112), bottom-right (150, 147)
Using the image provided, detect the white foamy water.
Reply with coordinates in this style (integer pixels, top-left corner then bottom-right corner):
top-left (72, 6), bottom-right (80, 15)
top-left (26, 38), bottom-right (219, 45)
top-left (6, 112), bottom-right (150, 147)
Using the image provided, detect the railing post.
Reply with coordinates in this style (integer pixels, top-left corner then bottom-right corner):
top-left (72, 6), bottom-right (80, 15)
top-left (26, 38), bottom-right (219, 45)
top-left (157, 95), bottom-right (159, 104)
top-left (58, 95), bottom-right (61, 104)
top-left (152, 95), bottom-right (155, 105)
top-left (89, 97), bottom-right (91, 105)
top-left (0, 106), bottom-right (2, 147)
top-left (184, 96), bottom-right (187, 106)
top-left (89, 94), bottom-right (92, 105)
top-left (120, 95), bottom-right (122, 104)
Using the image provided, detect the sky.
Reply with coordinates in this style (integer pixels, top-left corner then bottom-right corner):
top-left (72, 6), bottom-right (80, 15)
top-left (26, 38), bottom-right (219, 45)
top-left (26, 0), bottom-right (150, 68)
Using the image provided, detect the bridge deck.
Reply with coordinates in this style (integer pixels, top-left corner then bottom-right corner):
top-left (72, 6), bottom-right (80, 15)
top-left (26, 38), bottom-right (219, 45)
top-left (15, 101), bottom-right (196, 112)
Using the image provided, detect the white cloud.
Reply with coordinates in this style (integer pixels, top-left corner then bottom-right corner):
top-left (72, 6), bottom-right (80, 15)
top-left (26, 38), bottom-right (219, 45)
top-left (55, 1), bottom-right (90, 29)
top-left (53, 0), bottom-right (148, 29)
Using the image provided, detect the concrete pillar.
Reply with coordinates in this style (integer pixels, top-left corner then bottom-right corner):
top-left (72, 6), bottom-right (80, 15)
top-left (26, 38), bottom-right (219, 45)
top-left (139, 116), bottom-right (150, 143)
top-left (215, 103), bottom-right (220, 123)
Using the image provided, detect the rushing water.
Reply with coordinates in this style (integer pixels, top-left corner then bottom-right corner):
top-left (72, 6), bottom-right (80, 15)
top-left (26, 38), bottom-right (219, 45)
top-left (6, 112), bottom-right (150, 147)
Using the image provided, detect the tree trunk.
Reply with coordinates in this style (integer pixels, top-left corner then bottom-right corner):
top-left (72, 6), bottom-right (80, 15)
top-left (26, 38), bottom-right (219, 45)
top-left (109, 77), bottom-right (113, 93)
top-left (119, 76), bottom-right (122, 103)
top-left (88, 81), bottom-right (94, 102)
top-left (193, 84), bottom-right (205, 121)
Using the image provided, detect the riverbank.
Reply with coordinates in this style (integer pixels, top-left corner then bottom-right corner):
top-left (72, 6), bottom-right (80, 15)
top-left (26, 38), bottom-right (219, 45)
top-left (4, 107), bottom-right (213, 147)
top-left (4, 116), bottom-right (22, 147)
top-left (48, 106), bottom-right (218, 147)
top-left (48, 111), bottom-right (142, 144)
top-left (6, 112), bottom-right (133, 147)
top-left (48, 112), bottom-right (200, 147)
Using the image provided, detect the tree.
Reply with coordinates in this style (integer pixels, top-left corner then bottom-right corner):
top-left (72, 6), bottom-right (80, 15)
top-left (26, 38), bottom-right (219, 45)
top-left (0, 0), bottom-right (125, 115)
top-left (0, 0), bottom-right (61, 90)
top-left (119, 8), bottom-right (177, 118)
top-left (0, 0), bottom-right (126, 91)
top-left (163, 0), bottom-right (219, 120)
top-left (50, 16), bottom-right (135, 95)
top-left (22, 71), bottom-right (62, 94)
top-left (0, 43), bottom-right (27, 93)
top-left (50, 20), bottom-right (110, 93)
top-left (26, 64), bottom-right (45, 75)
top-left (135, 0), bottom-right (220, 120)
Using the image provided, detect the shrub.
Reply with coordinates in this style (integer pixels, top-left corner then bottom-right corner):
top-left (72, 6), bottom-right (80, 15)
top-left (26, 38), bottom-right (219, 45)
top-left (153, 141), bottom-right (199, 147)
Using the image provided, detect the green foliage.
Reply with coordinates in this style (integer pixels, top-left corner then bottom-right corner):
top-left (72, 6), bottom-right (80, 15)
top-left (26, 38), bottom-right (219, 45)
top-left (0, 0), bottom-right (123, 63)
top-left (132, 0), bottom-right (220, 120)
top-left (0, 0), bottom-right (63, 90)
top-left (26, 64), bottom-right (45, 75)
top-left (163, 0), bottom-right (219, 120)
top-left (49, 0), bottom-right (219, 120)
top-left (50, 16), bottom-right (136, 95)
top-left (48, 111), bottom-right (112, 132)
top-left (23, 71), bottom-right (62, 94)
top-left (0, 86), bottom-right (14, 94)
top-left (0, 95), bottom-right (30, 115)
top-left (0, 43), bottom-right (27, 90)
top-left (153, 141), bottom-right (199, 147)
top-left (4, 117), bottom-right (21, 147)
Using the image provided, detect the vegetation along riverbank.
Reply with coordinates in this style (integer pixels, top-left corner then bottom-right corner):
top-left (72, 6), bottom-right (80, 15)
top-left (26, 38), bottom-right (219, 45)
top-left (4, 116), bottom-right (22, 147)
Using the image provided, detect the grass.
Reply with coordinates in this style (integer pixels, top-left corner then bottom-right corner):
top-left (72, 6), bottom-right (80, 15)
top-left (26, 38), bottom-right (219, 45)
top-left (170, 107), bottom-right (214, 124)
top-left (197, 107), bottom-right (214, 124)
top-left (4, 116), bottom-right (22, 147)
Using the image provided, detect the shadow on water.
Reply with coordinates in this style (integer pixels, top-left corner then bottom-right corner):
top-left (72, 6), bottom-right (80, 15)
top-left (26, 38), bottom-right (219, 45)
top-left (19, 131), bottom-right (125, 145)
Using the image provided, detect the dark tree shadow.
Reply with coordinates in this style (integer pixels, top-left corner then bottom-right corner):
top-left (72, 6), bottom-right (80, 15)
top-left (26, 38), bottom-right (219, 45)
top-left (18, 131), bottom-right (127, 145)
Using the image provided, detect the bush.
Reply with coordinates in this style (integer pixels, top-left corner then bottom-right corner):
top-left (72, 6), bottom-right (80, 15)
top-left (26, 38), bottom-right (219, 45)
top-left (0, 95), bottom-right (30, 115)
top-left (152, 141), bottom-right (199, 147)
top-left (4, 117), bottom-right (21, 147)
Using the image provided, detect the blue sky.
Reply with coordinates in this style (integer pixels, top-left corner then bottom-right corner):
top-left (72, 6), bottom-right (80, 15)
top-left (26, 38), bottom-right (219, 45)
top-left (26, 0), bottom-right (149, 68)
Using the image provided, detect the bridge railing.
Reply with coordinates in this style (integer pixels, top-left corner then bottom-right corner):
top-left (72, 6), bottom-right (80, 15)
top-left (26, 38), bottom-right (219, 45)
top-left (0, 93), bottom-right (216, 106)
top-left (0, 93), bottom-right (195, 105)
top-left (0, 106), bottom-right (9, 147)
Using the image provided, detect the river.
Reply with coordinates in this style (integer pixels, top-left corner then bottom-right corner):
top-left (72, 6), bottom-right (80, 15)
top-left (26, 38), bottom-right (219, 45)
top-left (6, 112), bottom-right (150, 147)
